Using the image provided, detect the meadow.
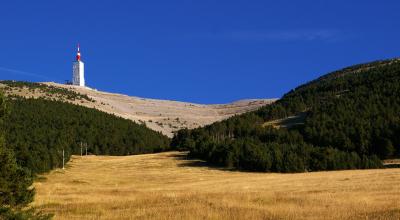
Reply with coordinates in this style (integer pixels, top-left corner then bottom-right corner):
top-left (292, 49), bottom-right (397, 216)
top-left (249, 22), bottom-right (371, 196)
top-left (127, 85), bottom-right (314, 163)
top-left (33, 152), bottom-right (400, 220)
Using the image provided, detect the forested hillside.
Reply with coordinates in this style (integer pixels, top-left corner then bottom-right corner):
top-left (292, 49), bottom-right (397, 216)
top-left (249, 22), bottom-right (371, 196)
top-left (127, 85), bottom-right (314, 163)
top-left (1, 80), bottom-right (274, 137)
top-left (0, 93), bottom-right (51, 219)
top-left (0, 84), bottom-right (171, 218)
top-left (4, 96), bottom-right (170, 174)
top-left (172, 58), bottom-right (400, 172)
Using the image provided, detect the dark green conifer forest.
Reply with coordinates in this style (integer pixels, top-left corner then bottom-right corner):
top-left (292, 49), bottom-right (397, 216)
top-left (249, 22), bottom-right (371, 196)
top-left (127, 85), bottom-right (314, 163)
top-left (0, 93), bottom-right (52, 219)
top-left (4, 97), bottom-right (170, 174)
top-left (172, 59), bottom-right (400, 172)
top-left (0, 90), bottom-right (170, 219)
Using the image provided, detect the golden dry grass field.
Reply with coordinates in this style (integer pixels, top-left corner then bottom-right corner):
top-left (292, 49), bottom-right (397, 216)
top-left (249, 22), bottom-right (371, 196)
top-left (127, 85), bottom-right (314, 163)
top-left (33, 152), bottom-right (400, 220)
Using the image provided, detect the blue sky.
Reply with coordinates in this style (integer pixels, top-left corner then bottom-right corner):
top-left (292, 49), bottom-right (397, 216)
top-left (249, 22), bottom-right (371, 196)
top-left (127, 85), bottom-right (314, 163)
top-left (0, 1), bottom-right (399, 103)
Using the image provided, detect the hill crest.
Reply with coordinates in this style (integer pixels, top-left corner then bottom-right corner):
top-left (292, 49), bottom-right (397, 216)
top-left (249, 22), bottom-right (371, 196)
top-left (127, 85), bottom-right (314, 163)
top-left (0, 81), bottom-right (275, 137)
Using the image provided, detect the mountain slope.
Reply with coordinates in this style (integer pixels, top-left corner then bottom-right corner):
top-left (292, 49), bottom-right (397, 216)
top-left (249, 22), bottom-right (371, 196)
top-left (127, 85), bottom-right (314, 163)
top-left (172, 58), bottom-right (400, 172)
top-left (0, 81), bottom-right (275, 137)
top-left (3, 96), bottom-right (170, 174)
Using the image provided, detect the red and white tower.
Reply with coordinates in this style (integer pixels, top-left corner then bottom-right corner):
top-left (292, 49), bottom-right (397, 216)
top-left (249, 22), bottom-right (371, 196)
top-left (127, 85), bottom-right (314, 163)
top-left (72, 44), bottom-right (85, 86)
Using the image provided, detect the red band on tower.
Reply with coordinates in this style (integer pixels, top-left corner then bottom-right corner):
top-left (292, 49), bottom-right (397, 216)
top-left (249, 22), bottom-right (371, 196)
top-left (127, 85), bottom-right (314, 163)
top-left (76, 43), bottom-right (81, 61)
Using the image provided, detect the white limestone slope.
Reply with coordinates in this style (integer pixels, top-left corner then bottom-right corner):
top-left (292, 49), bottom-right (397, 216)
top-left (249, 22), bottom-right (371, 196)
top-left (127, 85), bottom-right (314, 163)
top-left (7, 82), bottom-right (277, 137)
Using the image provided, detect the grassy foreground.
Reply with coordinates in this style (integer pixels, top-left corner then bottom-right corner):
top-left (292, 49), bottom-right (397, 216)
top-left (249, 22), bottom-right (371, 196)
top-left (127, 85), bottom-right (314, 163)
top-left (33, 152), bottom-right (400, 220)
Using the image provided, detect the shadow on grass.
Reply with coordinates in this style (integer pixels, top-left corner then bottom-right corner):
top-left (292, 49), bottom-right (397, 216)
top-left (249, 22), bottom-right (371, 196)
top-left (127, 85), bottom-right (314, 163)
top-left (169, 151), bottom-right (235, 171)
top-left (165, 152), bottom-right (188, 159)
top-left (384, 164), bottom-right (400, 168)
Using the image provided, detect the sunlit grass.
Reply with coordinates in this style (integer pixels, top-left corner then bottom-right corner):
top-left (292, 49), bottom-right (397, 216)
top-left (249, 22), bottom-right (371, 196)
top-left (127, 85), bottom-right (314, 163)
top-left (33, 152), bottom-right (400, 219)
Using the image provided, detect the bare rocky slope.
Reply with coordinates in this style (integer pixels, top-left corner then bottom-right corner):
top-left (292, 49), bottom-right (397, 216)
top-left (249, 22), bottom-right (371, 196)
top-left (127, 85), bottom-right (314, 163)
top-left (1, 82), bottom-right (275, 137)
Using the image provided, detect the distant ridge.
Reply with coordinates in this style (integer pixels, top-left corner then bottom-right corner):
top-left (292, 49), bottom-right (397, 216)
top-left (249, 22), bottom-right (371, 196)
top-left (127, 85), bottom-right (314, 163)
top-left (0, 81), bottom-right (275, 137)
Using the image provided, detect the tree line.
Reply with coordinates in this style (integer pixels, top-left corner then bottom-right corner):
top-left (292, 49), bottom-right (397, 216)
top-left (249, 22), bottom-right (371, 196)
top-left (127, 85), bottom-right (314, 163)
top-left (5, 96), bottom-right (170, 174)
top-left (1, 80), bottom-right (94, 102)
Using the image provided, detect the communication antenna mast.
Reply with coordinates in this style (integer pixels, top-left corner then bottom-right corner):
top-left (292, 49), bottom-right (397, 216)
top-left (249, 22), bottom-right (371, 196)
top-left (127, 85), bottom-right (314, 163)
top-left (62, 148), bottom-right (65, 170)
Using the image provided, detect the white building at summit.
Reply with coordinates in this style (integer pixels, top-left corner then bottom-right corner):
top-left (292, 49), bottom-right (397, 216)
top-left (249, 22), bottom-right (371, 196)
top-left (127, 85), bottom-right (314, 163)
top-left (72, 44), bottom-right (85, 86)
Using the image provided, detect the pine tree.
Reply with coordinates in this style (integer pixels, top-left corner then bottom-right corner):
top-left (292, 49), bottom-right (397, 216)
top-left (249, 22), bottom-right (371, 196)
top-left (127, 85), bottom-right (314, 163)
top-left (0, 92), bottom-right (51, 219)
